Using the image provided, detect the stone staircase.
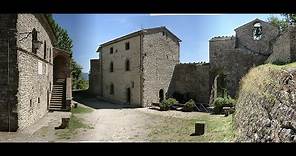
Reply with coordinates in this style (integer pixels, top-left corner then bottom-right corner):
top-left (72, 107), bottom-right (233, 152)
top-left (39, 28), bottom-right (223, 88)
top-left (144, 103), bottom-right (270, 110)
top-left (49, 79), bottom-right (66, 111)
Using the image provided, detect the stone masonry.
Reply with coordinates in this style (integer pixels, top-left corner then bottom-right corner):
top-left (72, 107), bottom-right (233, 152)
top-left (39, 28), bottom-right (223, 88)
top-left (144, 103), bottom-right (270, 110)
top-left (90, 18), bottom-right (296, 109)
top-left (142, 30), bottom-right (180, 107)
top-left (167, 63), bottom-right (210, 104)
top-left (209, 19), bottom-right (281, 99)
top-left (0, 14), bottom-right (56, 131)
top-left (92, 27), bottom-right (181, 107)
top-left (88, 59), bottom-right (102, 96)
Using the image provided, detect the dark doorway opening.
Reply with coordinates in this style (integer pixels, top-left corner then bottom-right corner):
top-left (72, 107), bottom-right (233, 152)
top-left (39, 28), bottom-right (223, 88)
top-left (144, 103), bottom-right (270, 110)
top-left (126, 88), bottom-right (131, 104)
top-left (159, 89), bottom-right (164, 103)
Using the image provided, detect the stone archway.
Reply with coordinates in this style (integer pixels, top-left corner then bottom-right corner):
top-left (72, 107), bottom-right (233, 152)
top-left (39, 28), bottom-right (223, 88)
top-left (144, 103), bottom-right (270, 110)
top-left (53, 55), bottom-right (69, 82)
top-left (49, 47), bottom-right (72, 111)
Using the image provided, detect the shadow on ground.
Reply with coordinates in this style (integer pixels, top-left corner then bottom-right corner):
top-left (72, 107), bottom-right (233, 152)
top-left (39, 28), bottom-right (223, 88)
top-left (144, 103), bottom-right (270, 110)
top-left (73, 90), bottom-right (141, 110)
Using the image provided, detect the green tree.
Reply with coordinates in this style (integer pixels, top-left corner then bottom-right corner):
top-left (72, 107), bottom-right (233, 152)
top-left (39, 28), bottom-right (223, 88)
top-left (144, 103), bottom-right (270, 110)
top-left (46, 14), bottom-right (85, 90)
top-left (268, 14), bottom-right (296, 32)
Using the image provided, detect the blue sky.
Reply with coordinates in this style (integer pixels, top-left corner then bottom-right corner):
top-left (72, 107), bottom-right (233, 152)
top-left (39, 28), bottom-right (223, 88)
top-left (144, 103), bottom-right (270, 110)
top-left (53, 14), bottom-right (282, 73)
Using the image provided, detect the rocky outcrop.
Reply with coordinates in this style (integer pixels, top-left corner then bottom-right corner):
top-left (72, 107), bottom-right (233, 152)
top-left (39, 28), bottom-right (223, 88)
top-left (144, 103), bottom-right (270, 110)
top-left (234, 63), bottom-right (296, 142)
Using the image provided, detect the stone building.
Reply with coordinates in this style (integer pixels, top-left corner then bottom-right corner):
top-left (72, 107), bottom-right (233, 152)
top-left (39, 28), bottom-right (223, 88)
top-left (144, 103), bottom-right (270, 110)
top-left (209, 18), bottom-right (296, 102)
top-left (0, 14), bottom-right (72, 132)
top-left (89, 27), bottom-right (181, 107)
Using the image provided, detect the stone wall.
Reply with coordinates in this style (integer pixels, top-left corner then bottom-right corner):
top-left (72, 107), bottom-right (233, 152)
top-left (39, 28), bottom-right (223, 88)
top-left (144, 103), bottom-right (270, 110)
top-left (0, 14), bottom-right (19, 131)
top-left (101, 35), bottom-right (142, 106)
top-left (142, 32), bottom-right (180, 107)
top-left (209, 19), bottom-right (280, 99)
top-left (88, 59), bottom-right (102, 96)
top-left (16, 14), bottom-right (53, 130)
top-left (167, 63), bottom-right (209, 104)
top-left (266, 26), bottom-right (296, 64)
top-left (234, 63), bottom-right (296, 142)
top-left (235, 19), bottom-right (279, 56)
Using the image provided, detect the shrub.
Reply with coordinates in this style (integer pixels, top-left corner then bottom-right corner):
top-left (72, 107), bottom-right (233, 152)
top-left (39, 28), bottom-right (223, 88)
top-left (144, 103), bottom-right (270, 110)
top-left (272, 60), bottom-right (291, 65)
top-left (182, 99), bottom-right (195, 112)
top-left (159, 98), bottom-right (177, 111)
top-left (213, 96), bottom-right (236, 114)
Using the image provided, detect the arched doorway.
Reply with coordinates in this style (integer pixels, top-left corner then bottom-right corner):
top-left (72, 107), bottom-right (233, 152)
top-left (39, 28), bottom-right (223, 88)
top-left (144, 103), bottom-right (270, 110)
top-left (159, 89), bottom-right (164, 103)
top-left (126, 88), bottom-right (131, 104)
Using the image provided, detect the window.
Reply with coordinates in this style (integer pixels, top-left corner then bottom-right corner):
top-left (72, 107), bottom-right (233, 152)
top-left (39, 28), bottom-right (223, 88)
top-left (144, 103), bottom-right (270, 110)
top-left (30, 99), bottom-right (33, 107)
top-left (125, 42), bottom-right (130, 50)
top-left (110, 62), bottom-right (113, 72)
top-left (110, 47), bottom-right (113, 54)
top-left (44, 40), bottom-right (47, 59)
top-left (32, 28), bottom-right (38, 53)
top-left (162, 31), bottom-right (165, 36)
top-left (110, 83), bottom-right (114, 95)
top-left (125, 59), bottom-right (130, 71)
top-left (253, 22), bottom-right (262, 40)
top-left (38, 97), bottom-right (40, 103)
top-left (49, 48), bottom-right (51, 63)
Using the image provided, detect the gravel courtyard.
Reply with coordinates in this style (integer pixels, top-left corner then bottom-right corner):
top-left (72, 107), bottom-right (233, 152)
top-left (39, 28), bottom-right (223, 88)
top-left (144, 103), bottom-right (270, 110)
top-left (0, 93), bottom-right (234, 142)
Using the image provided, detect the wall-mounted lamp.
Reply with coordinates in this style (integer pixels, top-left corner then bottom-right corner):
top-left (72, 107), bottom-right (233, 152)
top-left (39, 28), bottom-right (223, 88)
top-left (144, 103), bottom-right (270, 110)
top-left (33, 40), bottom-right (43, 50)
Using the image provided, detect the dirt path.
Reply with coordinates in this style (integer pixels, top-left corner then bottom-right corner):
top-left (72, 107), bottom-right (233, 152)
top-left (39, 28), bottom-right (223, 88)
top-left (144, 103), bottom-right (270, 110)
top-left (68, 100), bottom-right (154, 142)
top-left (67, 97), bottom-right (211, 142)
top-left (1, 94), bottom-right (227, 142)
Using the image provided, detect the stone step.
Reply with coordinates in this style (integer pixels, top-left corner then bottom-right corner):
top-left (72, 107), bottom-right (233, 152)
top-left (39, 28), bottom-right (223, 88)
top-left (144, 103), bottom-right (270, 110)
top-left (49, 106), bottom-right (63, 109)
top-left (48, 108), bottom-right (65, 111)
top-left (50, 104), bottom-right (63, 107)
top-left (51, 96), bottom-right (62, 99)
top-left (52, 92), bottom-right (63, 95)
top-left (53, 87), bottom-right (63, 89)
top-left (50, 100), bottom-right (63, 103)
top-left (50, 100), bottom-right (62, 103)
top-left (50, 102), bottom-right (62, 104)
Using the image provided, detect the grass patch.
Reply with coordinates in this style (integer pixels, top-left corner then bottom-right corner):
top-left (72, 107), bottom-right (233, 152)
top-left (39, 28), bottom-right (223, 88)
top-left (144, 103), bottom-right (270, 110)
top-left (72, 105), bottom-right (94, 114)
top-left (55, 114), bottom-right (93, 140)
top-left (147, 113), bottom-right (235, 142)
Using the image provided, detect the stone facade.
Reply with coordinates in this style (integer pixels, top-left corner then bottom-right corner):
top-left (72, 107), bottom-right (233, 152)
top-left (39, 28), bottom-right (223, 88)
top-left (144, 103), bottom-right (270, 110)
top-left (167, 63), bottom-right (210, 104)
top-left (88, 59), bottom-right (102, 96)
top-left (92, 27), bottom-right (181, 107)
top-left (0, 14), bottom-right (56, 131)
top-left (142, 31), bottom-right (180, 107)
top-left (0, 14), bottom-right (18, 131)
top-left (266, 26), bottom-right (296, 63)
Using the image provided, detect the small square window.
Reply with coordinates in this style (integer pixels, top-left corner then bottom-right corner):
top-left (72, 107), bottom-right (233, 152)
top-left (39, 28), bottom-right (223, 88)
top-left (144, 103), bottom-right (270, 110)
top-left (110, 47), bottom-right (113, 54)
top-left (125, 42), bottom-right (130, 50)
